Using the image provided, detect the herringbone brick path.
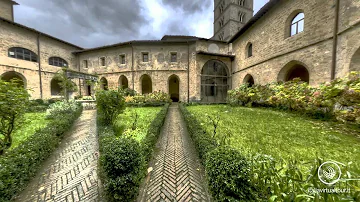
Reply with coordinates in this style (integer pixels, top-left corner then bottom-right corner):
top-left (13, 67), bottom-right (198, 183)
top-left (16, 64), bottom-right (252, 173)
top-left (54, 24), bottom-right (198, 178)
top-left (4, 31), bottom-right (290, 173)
top-left (15, 110), bottom-right (100, 202)
top-left (138, 104), bottom-right (211, 202)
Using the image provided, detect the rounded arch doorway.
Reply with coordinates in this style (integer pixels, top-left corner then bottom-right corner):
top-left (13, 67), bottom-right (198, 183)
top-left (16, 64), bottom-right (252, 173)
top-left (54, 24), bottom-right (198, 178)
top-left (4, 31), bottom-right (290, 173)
top-left (201, 60), bottom-right (229, 103)
top-left (278, 61), bottom-right (310, 83)
top-left (1, 71), bottom-right (26, 88)
top-left (168, 75), bottom-right (180, 102)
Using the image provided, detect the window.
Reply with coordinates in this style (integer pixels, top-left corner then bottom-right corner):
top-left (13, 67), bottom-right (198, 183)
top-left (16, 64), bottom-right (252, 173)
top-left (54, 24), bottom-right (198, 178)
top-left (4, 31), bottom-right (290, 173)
top-left (247, 43), bottom-right (253, 58)
top-left (100, 57), bottom-right (106, 66)
top-left (219, 17), bottom-right (224, 27)
top-left (120, 55), bottom-right (126, 64)
top-left (219, 32), bottom-right (224, 41)
top-left (239, 12), bottom-right (245, 22)
top-left (83, 60), bottom-right (88, 69)
top-left (171, 53), bottom-right (177, 62)
top-left (291, 13), bottom-right (304, 36)
top-left (8, 47), bottom-right (38, 62)
top-left (238, 0), bottom-right (245, 6)
top-left (219, 4), bottom-right (224, 14)
top-left (143, 53), bottom-right (149, 62)
top-left (49, 57), bottom-right (68, 67)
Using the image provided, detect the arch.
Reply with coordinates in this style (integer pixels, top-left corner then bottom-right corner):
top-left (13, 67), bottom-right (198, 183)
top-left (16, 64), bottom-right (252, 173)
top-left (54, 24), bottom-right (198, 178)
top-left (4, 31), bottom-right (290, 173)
top-left (246, 42), bottom-right (253, 58)
top-left (99, 77), bottom-right (108, 90)
top-left (0, 71), bottom-right (26, 88)
top-left (278, 61), bottom-right (310, 83)
top-left (50, 78), bottom-right (62, 96)
top-left (201, 60), bottom-right (229, 103)
top-left (350, 47), bottom-right (360, 72)
top-left (8, 47), bottom-right (38, 62)
top-left (49, 57), bottom-right (68, 67)
top-left (119, 75), bottom-right (129, 89)
top-left (168, 75), bottom-right (180, 102)
top-left (140, 74), bottom-right (152, 94)
top-left (285, 10), bottom-right (305, 37)
top-left (243, 74), bottom-right (255, 86)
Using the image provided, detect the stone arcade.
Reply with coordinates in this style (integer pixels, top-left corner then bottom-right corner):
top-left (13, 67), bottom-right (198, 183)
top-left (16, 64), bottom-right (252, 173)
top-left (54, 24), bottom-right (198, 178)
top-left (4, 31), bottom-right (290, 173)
top-left (0, 0), bottom-right (359, 103)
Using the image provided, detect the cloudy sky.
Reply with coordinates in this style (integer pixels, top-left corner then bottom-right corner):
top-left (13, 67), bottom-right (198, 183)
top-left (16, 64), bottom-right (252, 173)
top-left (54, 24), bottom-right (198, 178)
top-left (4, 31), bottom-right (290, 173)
top-left (14, 0), bottom-right (269, 48)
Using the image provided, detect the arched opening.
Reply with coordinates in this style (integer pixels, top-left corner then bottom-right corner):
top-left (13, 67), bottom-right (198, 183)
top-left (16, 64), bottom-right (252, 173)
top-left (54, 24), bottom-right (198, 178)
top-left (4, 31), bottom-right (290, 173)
top-left (285, 10), bottom-right (305, 38)
top-left (141, 74), bottom-right (152, 94)
top-left (243, 74), bottom-right (255, 86)
top-left (0, 71), bottom-right (26, 88)
top-left (51, 78), bottom-right (62, 96)
top-left (278, 61), bottom-right (310, 83)
top-left (168, 75), bottom-right (180, 102)
top-left (201, 60), bottom-right (229, 103)
top-left (350, 47), bottom-right (360, 72)
top-left (119, 75), bottom-right (129, 89)
top-left (87, 85), bottom-right (92, 96)
top-left (100, 77), bottom-right (108, 90)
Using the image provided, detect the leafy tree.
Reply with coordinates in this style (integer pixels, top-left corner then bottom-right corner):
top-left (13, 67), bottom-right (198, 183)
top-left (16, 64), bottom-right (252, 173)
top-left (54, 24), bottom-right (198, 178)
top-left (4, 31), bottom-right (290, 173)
top-left (53, 69), bottom-right (78, 101)
top-left (0, 79), bottom-right (30, 154)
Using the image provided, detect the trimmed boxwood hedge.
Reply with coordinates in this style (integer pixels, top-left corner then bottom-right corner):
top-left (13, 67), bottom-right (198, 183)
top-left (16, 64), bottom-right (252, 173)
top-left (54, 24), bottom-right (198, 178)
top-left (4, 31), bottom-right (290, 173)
top-left (98, 104), bottom-right (169, 202)
top-left (179, 104), bottom-right (257, 201)
top-left (0, 103), bottom-right (82, 201)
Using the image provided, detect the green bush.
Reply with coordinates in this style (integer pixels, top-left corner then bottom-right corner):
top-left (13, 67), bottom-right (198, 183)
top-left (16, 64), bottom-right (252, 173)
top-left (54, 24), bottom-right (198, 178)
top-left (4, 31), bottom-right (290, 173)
top-left (99, 133), bottom-right (144, 201)
top-left (125, 91), bottom-right (172, 106)
top-left (206, 147), bottom-right (257, 202)
top-left (98, 104), bottom-right (169, 201)
top-left (0, 101), bottom-right (82, 201)
top-left (46, 100), bottom-right (80, 119)
top-left (228, 72), bottom-right (360, 124)
top-left (96, 90), bottom-right (126, 125)
top-left (141, 104), bottom-right (169, 162)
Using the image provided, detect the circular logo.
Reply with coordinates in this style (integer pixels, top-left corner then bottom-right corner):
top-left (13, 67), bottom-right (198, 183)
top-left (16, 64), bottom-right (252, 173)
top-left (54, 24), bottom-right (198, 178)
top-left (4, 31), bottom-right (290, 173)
top-left (318, 161), bottom-right (342, 185)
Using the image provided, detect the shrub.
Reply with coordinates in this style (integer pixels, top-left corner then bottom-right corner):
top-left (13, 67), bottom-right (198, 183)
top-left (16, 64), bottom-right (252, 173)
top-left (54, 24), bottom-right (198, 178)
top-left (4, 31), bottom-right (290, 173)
top-left (228, 72), bottom-right (360, 124)
top-left (0, 79), bottom-right (30, 154)
top-left (96, 90), bottom-right (126, 125)
top-left (179, 104), bottom-right (217, 162)
top-left (125, 91), bottom-right (172, 106)
top-left (205, 147), bottom-right (257, 201)
top-left (99, 134), bottom-right (144, 202)
top-left (46, 100), bottom-right (81, 119)
top-left (141, 104), bottom-right (169, 162)
top-left (0, 101), bottom-right (82, 201)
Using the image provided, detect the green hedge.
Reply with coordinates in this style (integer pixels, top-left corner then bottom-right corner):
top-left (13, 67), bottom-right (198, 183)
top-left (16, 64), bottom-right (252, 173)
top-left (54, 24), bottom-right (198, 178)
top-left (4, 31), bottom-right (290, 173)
top-left (98, 104), bottom-right (169, 201)
top-left (0, 102), bottom-right (83, 201)
top-left (179, 104), bottom-right (257, 201)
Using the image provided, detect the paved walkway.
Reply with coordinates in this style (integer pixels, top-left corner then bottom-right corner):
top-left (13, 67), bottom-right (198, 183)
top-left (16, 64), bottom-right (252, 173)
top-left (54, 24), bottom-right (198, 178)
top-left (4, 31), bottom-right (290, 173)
top-left (15, 110), bottom-right (100, 202)
top-left (138, 104), bottom-right (211, 202)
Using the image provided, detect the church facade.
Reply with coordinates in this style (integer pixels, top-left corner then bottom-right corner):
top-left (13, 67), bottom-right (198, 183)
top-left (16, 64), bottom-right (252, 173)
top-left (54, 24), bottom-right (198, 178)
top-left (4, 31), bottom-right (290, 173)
top-left (0, 0), bottom-right (359, 103)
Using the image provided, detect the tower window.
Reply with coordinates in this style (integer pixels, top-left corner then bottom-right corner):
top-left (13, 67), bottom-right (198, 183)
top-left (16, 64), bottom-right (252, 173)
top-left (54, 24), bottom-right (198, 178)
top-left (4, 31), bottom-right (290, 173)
top-left (239, 12), bottom-right (245, 22)
top-left (247, 43), bottom-right (253, 58)
top-left (291, 13), bottom-right (304, 36)
top-left (100, 57), bottom-right (106, 66)
top-left (238, 0), bottom-right (245, 6)
top-left (143, 53), bottom-right (149, 62)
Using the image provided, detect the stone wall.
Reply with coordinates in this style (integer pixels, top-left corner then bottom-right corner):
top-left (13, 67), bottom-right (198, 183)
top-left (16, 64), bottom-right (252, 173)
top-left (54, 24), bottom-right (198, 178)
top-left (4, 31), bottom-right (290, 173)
top-left (0, 0), bottom-right (14, 21)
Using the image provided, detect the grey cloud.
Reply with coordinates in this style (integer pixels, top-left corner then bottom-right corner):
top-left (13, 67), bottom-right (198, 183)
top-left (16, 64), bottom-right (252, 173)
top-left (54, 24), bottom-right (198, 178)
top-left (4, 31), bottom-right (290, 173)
top-left (161, 0), bottom-right (212, 13)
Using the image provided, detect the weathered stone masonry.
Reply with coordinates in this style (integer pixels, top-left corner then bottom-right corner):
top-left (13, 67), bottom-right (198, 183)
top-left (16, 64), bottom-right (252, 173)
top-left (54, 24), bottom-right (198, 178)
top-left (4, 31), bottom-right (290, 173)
top-left (0, 0), bottom-right (359, 103)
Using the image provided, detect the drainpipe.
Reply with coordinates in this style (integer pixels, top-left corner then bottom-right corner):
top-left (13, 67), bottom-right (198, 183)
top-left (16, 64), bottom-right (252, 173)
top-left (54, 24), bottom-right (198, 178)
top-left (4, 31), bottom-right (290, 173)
top-left (37, 34), bottom-right (43, 99)
top-left (331, 0), bottom-right (340, 80)
top-left (187, 42), bottom-right (190, 103)
top-left (78, 53), bottom-right (82, 96)
top-left (132, 44), bottom-right (135, 90)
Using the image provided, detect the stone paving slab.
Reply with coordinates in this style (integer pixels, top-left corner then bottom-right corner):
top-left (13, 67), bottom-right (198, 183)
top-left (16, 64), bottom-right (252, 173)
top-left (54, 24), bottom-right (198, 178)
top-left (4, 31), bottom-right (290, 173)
top-left (137, 104), bottom-right (211, 202)
top-left (15, 110), bottom-right (100, 202)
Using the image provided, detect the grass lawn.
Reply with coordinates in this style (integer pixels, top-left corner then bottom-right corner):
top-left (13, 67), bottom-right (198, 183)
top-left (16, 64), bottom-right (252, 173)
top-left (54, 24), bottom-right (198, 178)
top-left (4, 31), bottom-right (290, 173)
top-left (186, 105), bottom-right (360, 165)
top-left (114, 107), bottom-right (162, 142)
top-left (11, 112), bottom-right (49, 149)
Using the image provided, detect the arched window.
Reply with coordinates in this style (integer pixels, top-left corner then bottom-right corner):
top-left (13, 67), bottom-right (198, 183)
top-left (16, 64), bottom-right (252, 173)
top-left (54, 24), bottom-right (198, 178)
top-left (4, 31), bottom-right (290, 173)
top-left (247, 43), bottom-right (253, 58)
top-left (8, 47), bottom-right (38, 62)
top-left (1, 71), bottom-right (26, 88)
top-left (239, 12), bottom-right (245, 22)
top-left (49, 57), bottom-right (68, 67)
top-left (238, 0), bottom-right (245, 6)
top-left (243, 74), bottom-right (255, 86)
top-left (291, 13), bottom-right (304, 36)
top-left (100, 77), bottom-right (108, 90)
top-left (141, 74), bottom-right (152, 94)
top-left (278, 61), bottom-right (310, 83)
top-left (119, 75), bottom-right (129, 89)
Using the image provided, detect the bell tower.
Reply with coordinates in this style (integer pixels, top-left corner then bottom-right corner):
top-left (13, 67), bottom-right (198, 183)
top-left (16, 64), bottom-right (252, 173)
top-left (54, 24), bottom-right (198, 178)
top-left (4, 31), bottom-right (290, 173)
top-left (213, 0), bottom-right (253, 41)
top-left (0, 0), bottom-right (18, 22)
